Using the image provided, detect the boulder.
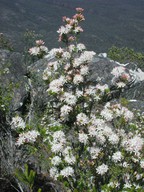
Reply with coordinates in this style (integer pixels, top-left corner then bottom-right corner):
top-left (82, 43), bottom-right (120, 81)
top-left (27, 54), bottom-right (144, 112)
top-left (0, 49), bottom-right (28, 113)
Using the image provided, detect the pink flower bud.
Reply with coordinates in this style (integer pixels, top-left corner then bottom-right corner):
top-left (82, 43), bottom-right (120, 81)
top-left (62, 16), bottom-right (67, 22)
top-left (68, 36), bottom-right (75, 42)
top-left (36, 40), bottom-right (45, 46)
top-left (76, 7), bottom-right (84, 13)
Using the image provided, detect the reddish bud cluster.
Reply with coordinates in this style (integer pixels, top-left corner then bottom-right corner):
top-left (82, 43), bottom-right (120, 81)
top-left (36, 39), bottom-right (45, 46)
top-left (73, 13), bottom-right (85, 22)
top-left (57, 8), bottom-right (85, 44)
top-left (76, 7), bottom-right (84, 13)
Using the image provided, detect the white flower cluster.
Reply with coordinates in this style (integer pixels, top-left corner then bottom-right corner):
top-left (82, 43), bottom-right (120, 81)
top-left (76, 113), bottom-right (89, 125)
top-left (49, 167), bottom-right (59, 180)
top-left (61, 92), bottom-right (77, 106)
top-left (111, 66), bottom-right (131, 88)
top-left (47, 76), bottom-right (66, 93)
top-left (96, 164), bottom-right (109, 175)
top-left (43, 61), bottom-right (60, 80)
top-left (122, 135), bottom-right (144, 154)
top-left (78, 132), bottom-right (88, 144)
top-left (57, 25), bottom-right (72, 35)
top-left (73, 51), bottom-right (96, 68)
top-left (60, 166), bottom-right (74, 177)
top-left (76, 43), bottom-right (86, 51)
top-left (51, 156), bottom-right (62, 166)
top-left (88, 147), bottom-right (101, 159)
top-left (101, 108), bottom-right (113, 121)
top-left (111, 66), bottom-right (126, 77)
top-left (73, 74), bottom-right (84, 84)
top-left (62, 51), bottom-right (71, 60)
top-left (80, 65), bottom-right (89, 76)
top-left (64, 155), bottom-right (76, 165)
top-left (50, 133), bottom-right (75, 180)
top-left (96, 84), bottom-right (109, 93)
top-left (28, 40), bottom-right (48, 56)
top-left (11, 116), bottom-right (25, 130)
top-left (112, 151), bottom-right (123, 163)
top-left (60, 105), bottom-right (73, 121)
top-left (100, 102), bottom-right (134, 122)
top-left (48, 48), bottom-right (63, 58)
top-left (42, 67), bottom-right (52, 80)
top-left (16, 130), bottom-right (40, 146)
top-left (51, 131), bottom-right (66, 153)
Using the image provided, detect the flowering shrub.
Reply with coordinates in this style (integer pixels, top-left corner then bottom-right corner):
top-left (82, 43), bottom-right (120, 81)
top-left (13, 8), bottom-right (144, 192)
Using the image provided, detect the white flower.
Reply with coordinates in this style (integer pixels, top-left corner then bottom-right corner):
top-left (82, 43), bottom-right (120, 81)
top-left (111, 66), bottom-right (126, 77)
top-left (49, 167), bottom-right (59, 180)
top-left (60, 105), bottom-right (73, 116)
top-left (60, 166), bottom-right (74, 177)
top-left (96, 164), bottom-right (109, 175)
top-left (112, 151), bottom-right (123, 163)
top-left (65, 155), bottom-right (76, 165)
top-left (60, 105), bottom-right (73, 121)
top-left (62, 146), bottom-right (72, 155)
top-left (102, 126), bottom-right (113, 138)
top-left (16, 130), bottom-right (40, 146)
top-left (42, 67), bottom-right (52, 80)
top-left (36, 40), bottom-right (44, 46)
top-left (16, 135), bottom-right (25, 146)
top-left (51, 143), bottom-right (64, 153)
top-left (78, 132), bottom-right (88, 145)
top-left (85, 86), bottom-right (96, 96)
top-left (140, 160), bottom-right (144, 168)
top-left (73, 51), bottom-right (96, 68)
top-left (47, 76), bottom-right (66, 93)
top-left (108, 133), bottom-right (119, 145)
top-left (73, 57), bottom-right (83, 68)
top-left (96, 133), bottom-right (106, 144)
top-left (80, 65), bottom-right (89, 76)
top-left (48, 48), bottom-right (63, 57)
top-left (77, 43), bottom-right (86, 51)
top-left (73, 74), bottom-right (84, 84)
top-left (124, 183), bottom-right (132, 189)
top-left (48, 61), bottom-right (60, 71)
top-left (51, 156), bottom-right (62, 166)
top-left (3, 67), bottom-right (10, 74)
top-left (90, 117), bottom-right (105, 127)
top-left (121, 107), bottom-right (134, 121)
top-left (88, 125), bottom-right (97, 136)
top-left (28, 47), bottom-right (40, 55)
top-left (62, 51), bottom-right (71, 60)
top-left (96, 84), bottom-right (109, 92)
top-left (57, 25), bottom-right (72, 35)
top-left (125, 136), bottom-right (143, 154)
top-left (75, 89), bottom-right (83, 97)
top-left (101, 108), bottom-right (113, 121)
top-left (53, 130), bottom-right (66, 143)
top-left (68, 44), bottom-right (76, 53)
top-left (11, 116), bottom-right (25, 130)
top-left (61, 92), bottom-right (77, 106)
top-left (89, 147), bottom-right (101, 159)
top-left (116, 82), bottom-right (126, 88)
top-left (80, 51), bottom-right (96, 63)
top-left (40, 45), bottom-right (48, 53)
top-left (122, 162), bottom-right (129, 168)
top-left (73, 26), bottom-right (83, 33)
top-left (76, 113), bottom-right (89, 125)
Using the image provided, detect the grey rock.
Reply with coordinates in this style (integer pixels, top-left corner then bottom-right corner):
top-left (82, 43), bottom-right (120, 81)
top-left (89, 56), bottom-right (144, 111)
top-left (0, 49), bottom-right (28, 112)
